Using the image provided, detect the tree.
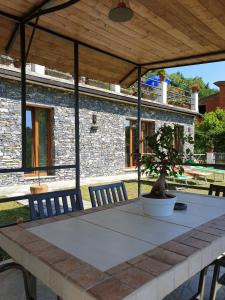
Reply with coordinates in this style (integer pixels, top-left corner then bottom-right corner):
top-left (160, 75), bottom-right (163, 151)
top-left (142, 124), bottom-right (193, 198)
top-left (195, 108), bottom-right (225, 153)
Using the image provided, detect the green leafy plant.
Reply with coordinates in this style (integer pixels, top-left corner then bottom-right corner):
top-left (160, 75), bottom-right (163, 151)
top-left (157, 69), bottom-right (166, 76)
top-left (142, 124), bottom-right (194, 198)
top-left (195, 108), bottom-right (225, 153)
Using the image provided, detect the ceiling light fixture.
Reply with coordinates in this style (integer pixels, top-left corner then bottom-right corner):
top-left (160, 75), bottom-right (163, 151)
top-left (108, 0), bottom-right (134, 22)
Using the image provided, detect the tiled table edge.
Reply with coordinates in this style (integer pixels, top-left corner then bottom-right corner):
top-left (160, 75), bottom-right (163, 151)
top-left (1, 201), bottom-right (225, 300)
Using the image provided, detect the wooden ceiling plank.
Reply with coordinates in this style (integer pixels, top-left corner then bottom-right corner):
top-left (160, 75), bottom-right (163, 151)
top-left (37, 17), bottom-right (142, 63)
top-left (139, 0), bottom-right (218, 52)
top-left (83, 0), bottom-right (194, 54)
top-left (54, 7), bottom-right (164, 61)
top-left (174, 0), bottom-right (225, 46)
top-left (44, 12), bottom-right (161, 62)
top-left (130, 0), bottom-right (208, 53)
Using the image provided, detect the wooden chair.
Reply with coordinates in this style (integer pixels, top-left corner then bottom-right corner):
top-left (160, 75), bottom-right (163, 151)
top-left (89, 182), bottom-right (128, 208)
top-left (208, 184), bottom-right (225, 197)
top-left (28, 188), bottom-right (83, 220)
top-left (0, 189), bottom-right (83, 300)
top-left (0, 261), bottom-right (32, 300)
top-left (204, 184), bottom-right (225, 299)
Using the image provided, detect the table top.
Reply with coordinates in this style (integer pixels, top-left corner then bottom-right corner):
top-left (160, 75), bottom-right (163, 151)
top-left (1, 191), bottom-right (225, 300)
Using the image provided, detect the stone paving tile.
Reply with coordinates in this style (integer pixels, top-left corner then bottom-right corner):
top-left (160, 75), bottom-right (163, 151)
top-left (146, 247), bottom-right (186, 266)
top-left (88, 277), bottom-right (133, 300)
top-left (135, 256), bottom-right (172, 276)
top-left (54, 257), bottom-right (109, 290)
top-left (112, 266), bottom-right (155, 289)
top-left (175, 236), bottom-right (209, 249)
top-left (106, 262), bottom-right (130, 275)
top-left (160, 240), bottom-right (198, 257)
top-left (196, 224), bottom-right (225, 236)
top-left (37, 246), bottom-right (71, 266)
top-left (2, 229), bottom-right (39, 246)
top-left (22, 239), bottom-right (53, 256)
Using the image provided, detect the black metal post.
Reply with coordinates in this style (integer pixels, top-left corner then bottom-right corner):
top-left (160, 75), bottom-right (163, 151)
top-left (20, 23), bottom-right (27, 169)
top-left (74, 42), bottom-right (80, 189)
top-left (137, 66), bottom-right (142, 197)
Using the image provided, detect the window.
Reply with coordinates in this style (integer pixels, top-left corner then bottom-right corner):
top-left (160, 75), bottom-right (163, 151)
top-left (174, 125), bottom-right (184, 153)
top-left (26, 106), bottom-right (52, 175)
top-left (125, 120), bottom-right (155, 168)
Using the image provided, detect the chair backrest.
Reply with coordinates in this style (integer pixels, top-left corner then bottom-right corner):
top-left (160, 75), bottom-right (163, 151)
top-left (208, 184), bottom-right (225, 197)
top-left (89, 182), bottom-right (128, 207)
top-left (28, 188), bottom-right (83, 220)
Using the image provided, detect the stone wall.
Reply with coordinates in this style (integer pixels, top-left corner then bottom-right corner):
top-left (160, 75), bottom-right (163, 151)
top-left (0, 77), bottom-right (195, 186)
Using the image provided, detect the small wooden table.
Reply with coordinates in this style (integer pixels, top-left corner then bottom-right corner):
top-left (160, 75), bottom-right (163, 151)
top-left (1, 192), bottom-right (225, 300)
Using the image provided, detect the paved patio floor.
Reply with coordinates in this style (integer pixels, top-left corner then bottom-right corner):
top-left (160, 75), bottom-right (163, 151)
top-left (1, 262), bottom-right (225, 300)
top-left (0, 173), bottom-right (137, 198)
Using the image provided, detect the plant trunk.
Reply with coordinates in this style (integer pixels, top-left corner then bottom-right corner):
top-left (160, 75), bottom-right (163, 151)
top-left (150, 172), bottom-right (167, 198)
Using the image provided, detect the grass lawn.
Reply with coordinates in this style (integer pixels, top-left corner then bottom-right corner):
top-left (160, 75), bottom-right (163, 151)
top-left (80, 181), bottom-right (152, 201)
top-left (0, 197), bottom-right (30, 261)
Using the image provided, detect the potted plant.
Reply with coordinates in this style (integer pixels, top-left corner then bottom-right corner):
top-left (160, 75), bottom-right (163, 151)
top-left (191, 83), bottom-right (200, 93)
top-left (157, 69), bottom-right (166, 82)
top-left (30, 171), bottom-right (48, 194)
top-left (141, 124), bottom-right (194, 216)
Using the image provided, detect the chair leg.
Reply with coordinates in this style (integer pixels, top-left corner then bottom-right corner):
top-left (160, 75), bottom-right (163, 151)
top-left (0, 262), bottom-right (33, 300)
top-left (190, 267), bottom-right (208, 300)
top-left (209, 264), bottom-right (220, 300)
top-left (26, 272), bottom-right (37, 300)
top-left (198, 267), bottom-right (208, 300)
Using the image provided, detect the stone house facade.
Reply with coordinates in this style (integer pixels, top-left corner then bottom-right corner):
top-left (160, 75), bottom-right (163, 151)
top-left (0, 67), bottom-right (197, 187)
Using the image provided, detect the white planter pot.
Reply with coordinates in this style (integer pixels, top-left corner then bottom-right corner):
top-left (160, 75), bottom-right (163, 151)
top-left (141, 194), bottom-right (177, 217)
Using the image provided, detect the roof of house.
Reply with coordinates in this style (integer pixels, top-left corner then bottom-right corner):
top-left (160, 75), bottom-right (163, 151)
top-left (0, 67), bottom-right (198, 117)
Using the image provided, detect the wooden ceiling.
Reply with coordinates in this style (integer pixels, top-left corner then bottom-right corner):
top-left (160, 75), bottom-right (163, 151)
top-left (0, 0), bottom-right (225, 86)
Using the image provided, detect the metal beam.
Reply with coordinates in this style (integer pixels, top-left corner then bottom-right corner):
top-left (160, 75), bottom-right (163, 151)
top-left (20, 23), bottom-right (27, 169)
top-left (141, 49), bottom-right (225, 68)
top-left (0, 10), bottom-right (136, 66)
top-left (5, 0), bottom-right (53, 54)
top-left (119, 66), bottom-right (137, 85)
top-left (24, 0), bottom-right (81, 23)
top-left (25, 17), bottom-right (39, 62)
top-left (29, 23), bottom-right (136, 66)
top-left (137, 66), bottom-right (142, 197)
top-left (74, 42), bottom-right (80, 189)
top-left (0, 165), bottom-right (76, 174)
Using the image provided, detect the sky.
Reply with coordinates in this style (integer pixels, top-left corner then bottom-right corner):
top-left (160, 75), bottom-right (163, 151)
top-left (166, 61), bottom-right (225, 90)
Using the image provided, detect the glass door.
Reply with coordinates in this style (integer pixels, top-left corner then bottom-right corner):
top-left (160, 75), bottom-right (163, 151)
top-left (26, 107), bottom-right (52, 175)
top-left (125, 120), bottom-right (155, 168)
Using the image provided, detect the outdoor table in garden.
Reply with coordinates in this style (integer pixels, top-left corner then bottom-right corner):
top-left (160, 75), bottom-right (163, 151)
top-left (1, 192), bottom-right (225, 300)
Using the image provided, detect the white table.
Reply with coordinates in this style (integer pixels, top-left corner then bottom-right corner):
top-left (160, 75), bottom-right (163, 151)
top-left (1, 191), bottom-right (225, 300)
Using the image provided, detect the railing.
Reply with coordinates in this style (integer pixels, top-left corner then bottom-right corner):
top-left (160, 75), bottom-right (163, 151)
top-left (82, 78), bottom-right (192, 110)
top-left (121, 82), bottom-right (162, 101)
top-left (215, 153), bottom-right (225, 164)
top-left (167, 85), bottom-right (191, 109)
top-left (193, 153), bottom-right (206, 163)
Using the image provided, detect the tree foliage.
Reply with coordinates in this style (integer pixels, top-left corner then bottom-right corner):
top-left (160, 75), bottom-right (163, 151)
top-left (142, 124), bottom-right (194, 198)
top-left (195, 108), bottom-right (225, 153)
